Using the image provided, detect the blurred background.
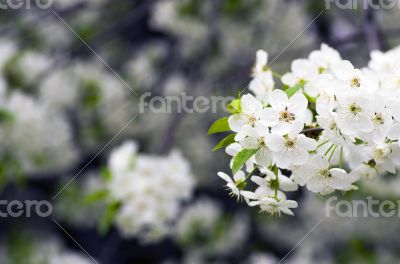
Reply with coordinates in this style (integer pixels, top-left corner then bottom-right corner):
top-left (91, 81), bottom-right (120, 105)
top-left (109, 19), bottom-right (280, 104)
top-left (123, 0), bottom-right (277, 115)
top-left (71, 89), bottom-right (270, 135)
top-left (0, 0), bottom-right (400, 263)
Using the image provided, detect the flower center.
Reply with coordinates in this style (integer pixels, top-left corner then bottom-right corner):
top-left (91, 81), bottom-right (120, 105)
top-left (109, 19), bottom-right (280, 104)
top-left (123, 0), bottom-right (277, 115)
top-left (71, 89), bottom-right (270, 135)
top-left (246, 115), bottom-right (257, 126)
top-left (373, 147), bottom-right (389, 160)
top-left (329, 121), bottom-right (337, 131)
top-left (372, 112), bottom-right (384, 125)
top-left (350, 77), bottom-right (361, 88)
top-left (257, 137), bottom-right (266, 147)
top-left (319, 168), bottom-right (332, 178)
top-left (279, 109), bottom-right (294, 123)
top-left (284, 137), bottom-right (297, 149)
top-left (348, 103), bottom-right (362, 115)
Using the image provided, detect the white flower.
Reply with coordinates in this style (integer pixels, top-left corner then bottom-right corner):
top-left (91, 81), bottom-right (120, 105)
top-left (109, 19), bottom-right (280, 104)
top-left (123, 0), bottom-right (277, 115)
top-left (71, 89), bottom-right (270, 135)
top-left (107, 142), bottom-right (195, 242)
top-left (335, 95), bottom-right (374, 135)
top-left (369, 49), bottom-right (400, 73)
top-left (238, 124), bottom-right (273, 167)
top-left (308, 43), bottom-right (342, 73)
top-left (109, 141), bottom-right (138, 175)
top-left (217, 171), bottom-right (247, 201)
top-left (267, 132), bottom-right (317, 169)
top-left (241, 168), bottom-right (298, 208)
top-left (332, 60), bottom-right (378, 95)
top-left (281, 59), bottom-right (318, 87)
top-left (304, 73), bottom-right (338, 98)
top-left (316, 101), bottom-right (348, 145)
top-left (349, 163), bottom-right (378, 180)
top-left (228, 94), bottom-right (263, 133)
top-left (249, 50), bottom-right (275, 104)
top-left (292, 155), bottom-right (358, 194)
top-left (249, 193), bottom-right (298, 216)
top-left (18, 52), bottom-right (52, 82)
top-left (370, 143), bottom-right (400, 174)
top-left (252, 168), bottom-right (298, 192)
top-left (363, 98), bottom-right (394, 143)
top-left (261, 89), bottom-right (308, 134)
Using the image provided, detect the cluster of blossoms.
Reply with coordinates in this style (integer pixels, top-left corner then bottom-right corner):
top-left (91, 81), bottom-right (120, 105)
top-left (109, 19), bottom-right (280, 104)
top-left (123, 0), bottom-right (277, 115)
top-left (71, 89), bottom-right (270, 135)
top-left (0, 40), bottom-right (77, 178)
top-left (213, 43), bottom-right (400, 216)
top-left (101, 141), bottom-right (195, 243)
top-left (0, 36), bottom-right (134, 180)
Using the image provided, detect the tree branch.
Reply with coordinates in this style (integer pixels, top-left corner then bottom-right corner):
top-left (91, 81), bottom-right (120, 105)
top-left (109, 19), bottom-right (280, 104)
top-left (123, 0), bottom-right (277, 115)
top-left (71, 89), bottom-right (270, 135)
top-left (301, 127), bottom-right (324, 134)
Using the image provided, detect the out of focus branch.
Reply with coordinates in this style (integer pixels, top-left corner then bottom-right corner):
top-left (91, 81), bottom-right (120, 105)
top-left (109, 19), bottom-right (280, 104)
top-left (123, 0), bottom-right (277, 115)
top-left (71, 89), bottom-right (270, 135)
top-left (363, 2), bottom-right (383, 51)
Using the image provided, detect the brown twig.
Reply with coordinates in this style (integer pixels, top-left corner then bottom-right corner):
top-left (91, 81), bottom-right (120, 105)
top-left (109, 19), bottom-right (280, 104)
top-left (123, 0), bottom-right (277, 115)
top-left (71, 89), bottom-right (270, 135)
top-left (301, 127), bottom-right (324, 134)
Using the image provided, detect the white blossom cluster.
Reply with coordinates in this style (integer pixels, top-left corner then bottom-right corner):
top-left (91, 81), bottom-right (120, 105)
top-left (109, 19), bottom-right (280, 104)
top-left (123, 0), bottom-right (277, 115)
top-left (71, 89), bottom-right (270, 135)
top-left (215, 43), bottom-right (400, 216)
top-left (0, 40), bottom-right (77, 177)
top-left (0, 92), bottom-right (76, 176)
top-left (40, 61), bottom-right (133, 148)
top-left (106, 141), bottom-right (195, 243)
top-left (0, 36), bottom-right (133, 179)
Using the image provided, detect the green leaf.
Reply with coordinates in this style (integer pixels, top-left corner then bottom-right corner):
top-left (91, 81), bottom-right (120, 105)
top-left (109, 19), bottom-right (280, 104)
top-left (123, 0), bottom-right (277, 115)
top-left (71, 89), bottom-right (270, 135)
top-left (354, 138), bottom-right (365, 145)
top-left (0, 109), bottom-right (15, 124)
top-left (100, 167), bottom-right (112, 182)
top-left (208, 117), bottom-right (230, 135)
top-left (98, 201), bottom-right (121, 235)
top-left (304, 92), bottom-right (316, 104)
top-left (212, 134), bottom-right (236, 152)
top-left (81, 79), bottom-right (102, 109)
top-left (227, 99), bottom-right (241, 114)
top-left (232, 148), bottom-right (258, 175)
top-left (285, 83), bottom-right (303, 98)
top-left (84, 189), bottom-right (109, 205)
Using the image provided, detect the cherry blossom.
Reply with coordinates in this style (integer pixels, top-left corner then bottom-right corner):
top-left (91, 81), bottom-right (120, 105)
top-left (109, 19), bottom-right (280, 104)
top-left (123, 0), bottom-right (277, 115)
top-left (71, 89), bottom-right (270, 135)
top-left (211, 43), bottom-right (400, 217)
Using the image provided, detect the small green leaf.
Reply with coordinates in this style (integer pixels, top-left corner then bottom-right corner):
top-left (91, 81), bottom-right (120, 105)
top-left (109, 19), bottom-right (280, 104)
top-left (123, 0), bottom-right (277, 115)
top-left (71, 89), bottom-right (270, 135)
top-left (227, 99), bottom-right (241, 114)
top-left (285, 83), bottom-right (303, 97)
top-left (98, 201), bottom-right (120, 235)
top-left (84, 189), bottom-right (109, 205)
top-left (212, 134), bottom-right (236, 152)
top-left (208, 117), bottom-right (230, 135)
top-left (304, 92), bottom-right (316, 104)
top-left (100, 168), bottom-right (112, 182)
top-left (232, 148), bottom-right (258, 175)
top-left (0, 109), bottom-right (15, 124)
top-left (354, 138), bottom-right (365, 145)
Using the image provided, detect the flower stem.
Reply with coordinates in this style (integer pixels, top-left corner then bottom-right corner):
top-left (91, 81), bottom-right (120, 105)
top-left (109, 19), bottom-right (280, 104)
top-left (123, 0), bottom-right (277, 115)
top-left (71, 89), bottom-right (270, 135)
top-left (328, 145), bottom-right (337, 162)
top-left (339, 147), bottom-right (343, 168)
top-left (272, 71), bottom-right (282, 79)
top-left (245, 167), bottom-right (257, 181)
top-left (272, 165), bottom-right (279, 199)
top-left (317, 140), bottom-right (329, 149)
top-left (324, 144), bottom-right (334, 156)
